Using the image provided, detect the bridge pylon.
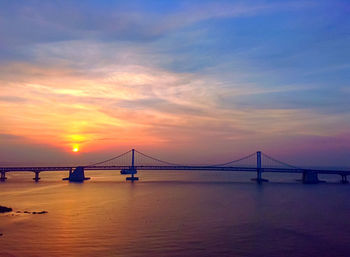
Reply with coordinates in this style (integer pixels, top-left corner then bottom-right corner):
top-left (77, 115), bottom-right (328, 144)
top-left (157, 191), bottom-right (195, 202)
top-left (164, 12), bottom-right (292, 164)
top-left (251, 151), bottom-right (268, 183)
top-left (126, 149), bottom-right (139, 181)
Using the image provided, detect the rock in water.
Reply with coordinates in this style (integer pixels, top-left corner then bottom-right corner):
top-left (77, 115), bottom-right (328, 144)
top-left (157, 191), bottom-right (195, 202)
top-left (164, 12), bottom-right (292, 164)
top-left (32, 211), bottom-right (48, 214)
top-left (0, 206), bottom-right (12, 213)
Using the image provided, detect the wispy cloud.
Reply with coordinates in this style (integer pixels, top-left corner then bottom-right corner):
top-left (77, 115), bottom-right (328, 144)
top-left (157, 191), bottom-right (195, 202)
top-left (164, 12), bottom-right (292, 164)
top-left (0, 0), bottom-right (349, 165)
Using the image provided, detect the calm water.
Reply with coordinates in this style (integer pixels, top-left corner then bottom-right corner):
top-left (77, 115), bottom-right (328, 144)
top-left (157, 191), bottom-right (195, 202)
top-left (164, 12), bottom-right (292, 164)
top-left (1, 171), bottom-right (350, 257)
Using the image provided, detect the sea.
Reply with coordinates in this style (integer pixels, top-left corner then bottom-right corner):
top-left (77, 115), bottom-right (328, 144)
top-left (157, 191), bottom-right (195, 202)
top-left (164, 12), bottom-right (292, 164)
top-left (1, 171), bottom-right (350, 257)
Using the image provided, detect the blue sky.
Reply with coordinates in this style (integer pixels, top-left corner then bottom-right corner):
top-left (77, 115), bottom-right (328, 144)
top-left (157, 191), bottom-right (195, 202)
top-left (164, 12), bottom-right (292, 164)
top-left (0, 0), bottom-right (349, 166)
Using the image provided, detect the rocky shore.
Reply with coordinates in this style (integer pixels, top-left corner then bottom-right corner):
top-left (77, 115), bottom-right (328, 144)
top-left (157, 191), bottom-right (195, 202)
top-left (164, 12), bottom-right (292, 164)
top-left (0, 205), bottom-right (12, 213)
top-left (0, 205), bottom-right (48, 237)
top-left (0, 205), bottom-right (48, 215)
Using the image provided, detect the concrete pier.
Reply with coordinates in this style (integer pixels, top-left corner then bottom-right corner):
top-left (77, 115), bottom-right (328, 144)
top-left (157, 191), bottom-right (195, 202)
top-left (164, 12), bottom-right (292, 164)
top-left (251, 177), bottom-right (269, 184)
top-left (33, 171), bottom-right (40, 182)
top-left (126, 172), bottom-right (139, 181)
top-left (0, 171), bottom-right (7, 181)
top-left (121, 168), bottom-right (139, 181)
top-left (63, 167), bottom-right (90, 182)
top-left (302, 171), bottom-right (319, 184)
top-left (341, 175), bottom-right (349, 184)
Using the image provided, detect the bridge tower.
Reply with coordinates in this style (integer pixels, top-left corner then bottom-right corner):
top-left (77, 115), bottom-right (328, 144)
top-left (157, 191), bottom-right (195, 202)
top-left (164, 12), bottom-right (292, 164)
top-left (126, 149), bottom-right (139, 181)
top-left (257, 151), bottom-right (262, 181)
top-left (252, 151), bottom-right (268, 183)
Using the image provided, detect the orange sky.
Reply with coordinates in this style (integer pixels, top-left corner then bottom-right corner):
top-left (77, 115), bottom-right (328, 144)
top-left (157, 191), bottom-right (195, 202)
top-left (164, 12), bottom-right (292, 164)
top-left (0, 1), bottom-right (349, 167)
top-left (1, 61), bottom-right (349, 166)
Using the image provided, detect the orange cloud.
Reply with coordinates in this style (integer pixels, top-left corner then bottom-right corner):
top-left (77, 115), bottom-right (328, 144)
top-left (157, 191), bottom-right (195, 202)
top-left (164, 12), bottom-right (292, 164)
top-left (0, 60), bottom-right (348, 164)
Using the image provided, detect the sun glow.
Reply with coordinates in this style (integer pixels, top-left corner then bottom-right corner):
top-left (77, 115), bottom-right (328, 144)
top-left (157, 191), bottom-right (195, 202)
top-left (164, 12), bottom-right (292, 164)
top-left (72, 146), bottom-right (79, 152)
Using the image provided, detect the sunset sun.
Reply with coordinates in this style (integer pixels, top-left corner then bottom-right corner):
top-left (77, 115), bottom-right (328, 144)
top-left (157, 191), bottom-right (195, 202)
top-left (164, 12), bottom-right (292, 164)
top-left (72, 147), bottom-right (79, 153)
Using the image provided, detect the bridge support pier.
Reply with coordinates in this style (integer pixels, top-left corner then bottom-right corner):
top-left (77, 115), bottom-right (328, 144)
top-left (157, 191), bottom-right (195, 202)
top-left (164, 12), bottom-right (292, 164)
top-left (33, 171), bottom-right (40, 182)
top-left (63, 167), bottom-right (90, 182)
top-left (251, 169), bottom-right (269, 183)
top-left (126, 172), bottom-right (139, 181)
top-left (1, 171), bottom-right (7, 181)
top-left (302, 171), bottom-right (319, 184)
top-left (341, 175), bottom-right (349, 184)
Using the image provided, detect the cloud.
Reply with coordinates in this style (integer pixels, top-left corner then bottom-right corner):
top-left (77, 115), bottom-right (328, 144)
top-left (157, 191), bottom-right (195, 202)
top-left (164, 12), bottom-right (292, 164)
top-left (0, 0), bottom-right (314, 58)
top-left (1, 41), bottom-right (349, 152)
top-left (219, 86), bottom-right (350, 114)
top-left (0, 0), bottom-right (349, 166)
top-left (0, 96), bottom-right (27, 103)
top-left (0, 133), bottom-right (24, 141)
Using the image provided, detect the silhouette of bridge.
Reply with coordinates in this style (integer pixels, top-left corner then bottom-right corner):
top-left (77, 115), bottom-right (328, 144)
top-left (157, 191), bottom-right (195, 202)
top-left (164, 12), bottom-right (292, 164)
top-left (1, 149), bottom-right (349, 184)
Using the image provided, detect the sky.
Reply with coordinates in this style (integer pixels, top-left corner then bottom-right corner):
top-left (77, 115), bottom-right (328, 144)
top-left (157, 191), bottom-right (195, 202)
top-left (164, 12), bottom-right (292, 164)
top-left (0, 0), bottom-right (349, 166)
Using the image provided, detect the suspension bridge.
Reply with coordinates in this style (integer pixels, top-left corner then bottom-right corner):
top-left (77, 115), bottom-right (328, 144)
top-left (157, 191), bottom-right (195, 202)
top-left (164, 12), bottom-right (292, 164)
top-left (0, 149), bottom-right (349, 184)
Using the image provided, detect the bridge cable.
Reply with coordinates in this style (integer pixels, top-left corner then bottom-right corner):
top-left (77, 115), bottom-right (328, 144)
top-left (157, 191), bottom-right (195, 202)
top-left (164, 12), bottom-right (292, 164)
top-left (261, 152), bottom-right (301, 170)
top-left (134, 150), bottom-right (185, 166)
top-left (87, 150), bottom-right (132, 166)
top-left (210, 152), bottom-right (256, 167)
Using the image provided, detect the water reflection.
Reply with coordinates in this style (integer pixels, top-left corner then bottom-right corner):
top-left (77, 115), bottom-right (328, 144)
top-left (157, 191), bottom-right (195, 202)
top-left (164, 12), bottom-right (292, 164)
top-left (1, 171), bottom-right (350, 257)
